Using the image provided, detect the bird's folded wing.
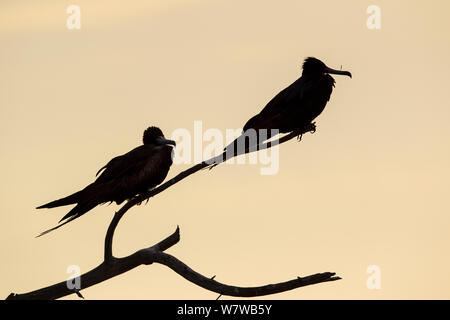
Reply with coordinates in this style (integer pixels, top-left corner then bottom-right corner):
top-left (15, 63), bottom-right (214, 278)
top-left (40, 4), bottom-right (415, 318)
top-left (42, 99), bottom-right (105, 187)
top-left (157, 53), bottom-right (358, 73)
top-left (95, 145), bottom-right (153, 183)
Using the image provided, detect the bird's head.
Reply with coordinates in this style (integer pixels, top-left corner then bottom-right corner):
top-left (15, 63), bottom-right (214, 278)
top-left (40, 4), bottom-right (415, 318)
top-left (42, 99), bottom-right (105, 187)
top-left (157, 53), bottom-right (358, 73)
top-left (302, 57), bottom-right (352, 78)
top-left (143, 126), bottom-right (176, 146)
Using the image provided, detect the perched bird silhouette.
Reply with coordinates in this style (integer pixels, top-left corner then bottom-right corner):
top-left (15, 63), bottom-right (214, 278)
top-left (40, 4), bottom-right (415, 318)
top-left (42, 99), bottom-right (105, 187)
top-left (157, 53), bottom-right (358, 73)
top-left (36, 126), bottom-right (175, 236)
top-left (224, 57), bottom-right (351, 153)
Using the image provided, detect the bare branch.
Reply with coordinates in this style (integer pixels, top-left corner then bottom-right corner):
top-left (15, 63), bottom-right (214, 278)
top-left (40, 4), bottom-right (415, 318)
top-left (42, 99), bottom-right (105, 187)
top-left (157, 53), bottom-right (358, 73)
top-left (7, 227), bottom-right (340, 300)
top-left (147, 252), bottom-right (340, 297)
top-left (7, 227), bottom-right (181, 300)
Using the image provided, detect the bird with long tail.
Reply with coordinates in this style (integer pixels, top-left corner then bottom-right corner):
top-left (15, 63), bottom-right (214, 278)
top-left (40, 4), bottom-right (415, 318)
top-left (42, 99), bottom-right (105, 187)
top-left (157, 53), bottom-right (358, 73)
top-left (36, 126), bottom-right (175, 236)
top-left (218, 57), bottom-right (351, 161)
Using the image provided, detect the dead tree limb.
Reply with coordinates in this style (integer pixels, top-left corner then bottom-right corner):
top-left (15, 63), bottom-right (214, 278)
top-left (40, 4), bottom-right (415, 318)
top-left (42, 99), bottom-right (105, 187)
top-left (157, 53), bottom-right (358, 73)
top-left (6, 124), bottom-right (341, 300)
top-left (7, 227), bottom-right (340, 300)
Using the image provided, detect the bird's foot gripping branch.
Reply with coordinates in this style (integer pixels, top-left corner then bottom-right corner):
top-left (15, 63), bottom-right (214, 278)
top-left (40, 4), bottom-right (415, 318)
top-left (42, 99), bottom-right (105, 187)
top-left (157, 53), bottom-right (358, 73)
top-left (297, 122), bottom-right (316, 141)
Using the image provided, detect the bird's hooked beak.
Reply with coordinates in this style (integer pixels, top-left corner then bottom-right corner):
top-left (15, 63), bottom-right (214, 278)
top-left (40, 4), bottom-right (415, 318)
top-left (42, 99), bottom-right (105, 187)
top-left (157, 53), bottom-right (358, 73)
top-left (324, 66), bottom-right (352, 78)
top-left (155, 136), bottom-right (176, 146)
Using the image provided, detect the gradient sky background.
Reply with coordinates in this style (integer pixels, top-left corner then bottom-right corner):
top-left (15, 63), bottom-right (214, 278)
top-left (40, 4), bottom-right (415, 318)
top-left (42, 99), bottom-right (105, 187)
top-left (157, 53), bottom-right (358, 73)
top-left (1, 0), bottom-right (449, 299)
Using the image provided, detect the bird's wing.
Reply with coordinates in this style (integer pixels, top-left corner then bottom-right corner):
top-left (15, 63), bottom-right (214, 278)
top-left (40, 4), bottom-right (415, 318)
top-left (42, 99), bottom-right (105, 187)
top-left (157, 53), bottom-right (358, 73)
top-left (93, 145), bottom-right (173, 205)
top-left (110, 145), bottom-right (173, 191)
top-left (262, 78), bottom-right (307, 115)
top-left (94, 145), bottom-right (154, 183)
top-left (96, 157), bottom-right (118, 176)
top-left (243, 77), bottom-right (305, 131)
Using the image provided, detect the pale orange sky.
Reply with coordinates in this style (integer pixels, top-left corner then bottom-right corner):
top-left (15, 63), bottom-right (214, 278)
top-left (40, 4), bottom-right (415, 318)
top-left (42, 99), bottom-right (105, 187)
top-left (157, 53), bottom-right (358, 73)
top-left (1, 0), bottom-right (450, 299)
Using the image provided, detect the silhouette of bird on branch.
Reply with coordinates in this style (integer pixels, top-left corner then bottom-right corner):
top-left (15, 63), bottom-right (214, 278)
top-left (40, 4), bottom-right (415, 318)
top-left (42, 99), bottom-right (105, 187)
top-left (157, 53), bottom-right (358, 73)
top-left (36, 126), bottom-right (175, 236)
top-left (222, 57), bottom-right (351, 158)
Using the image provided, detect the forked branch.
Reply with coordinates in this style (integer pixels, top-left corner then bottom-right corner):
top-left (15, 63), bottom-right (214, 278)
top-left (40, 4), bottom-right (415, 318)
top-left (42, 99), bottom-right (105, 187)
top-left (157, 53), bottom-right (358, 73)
top-left (7, 227), bottom-right (340, 300)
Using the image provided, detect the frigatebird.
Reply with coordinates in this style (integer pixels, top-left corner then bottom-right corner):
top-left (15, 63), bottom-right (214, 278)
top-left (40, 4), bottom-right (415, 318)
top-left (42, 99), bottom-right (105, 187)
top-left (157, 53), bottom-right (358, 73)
top-left (36, 126), bottom-right (176, 236)
top-left (225, 57), bottom-right (351, 153)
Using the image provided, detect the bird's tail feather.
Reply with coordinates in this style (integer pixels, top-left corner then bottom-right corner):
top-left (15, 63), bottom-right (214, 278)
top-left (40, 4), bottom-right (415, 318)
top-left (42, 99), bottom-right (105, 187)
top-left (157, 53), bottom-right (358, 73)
top-left (36, 190), bottom-right (83, 209)
top-left (223, 133), bottom-right (262, 154)
top-left (58, 203), bottom-right (82, 223)
top-left (203, 135), bottom-right (257, 171)
top-left (36, 202), bottom-right (96, 237)
top-left (36, 214), bottom-right (80, 237)
top-left (201, 151), bottom-right (226, 171)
